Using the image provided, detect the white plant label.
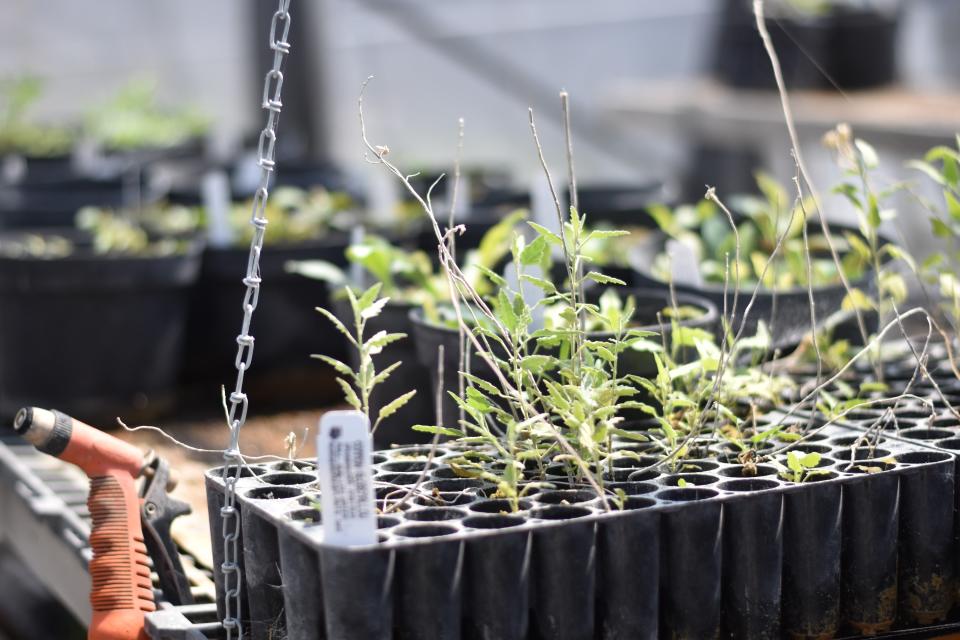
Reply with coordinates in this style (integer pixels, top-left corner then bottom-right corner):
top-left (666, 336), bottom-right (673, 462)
top-left (316, 410), bottom-right (377, 546)
top-left (666, 238), bottom-right (704, 288)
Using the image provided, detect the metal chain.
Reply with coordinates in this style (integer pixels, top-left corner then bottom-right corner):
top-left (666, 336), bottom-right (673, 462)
top-left (220, 1), bottom-right (292, 638)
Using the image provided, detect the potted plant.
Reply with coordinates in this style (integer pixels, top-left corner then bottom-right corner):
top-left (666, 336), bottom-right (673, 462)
top-left (81, 78), bottom-right (209, 172)
top-left (0, 206), bottom-right (202, 422)
top-left (288, 210), bottom-right (525, 445)
top-left (178, 186), bottom-right (357, 406)
top-left (632, 169), bottom-right (897, 351)
top-left (0, 76), bottom-right (127, 229)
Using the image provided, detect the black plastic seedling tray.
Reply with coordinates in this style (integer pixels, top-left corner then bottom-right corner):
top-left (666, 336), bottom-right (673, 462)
top-left (205, 416), bottom-right (960, 640)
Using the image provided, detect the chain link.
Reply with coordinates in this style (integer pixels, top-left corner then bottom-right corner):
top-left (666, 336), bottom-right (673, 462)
top-left (220, 1), bottom-right (292, 637)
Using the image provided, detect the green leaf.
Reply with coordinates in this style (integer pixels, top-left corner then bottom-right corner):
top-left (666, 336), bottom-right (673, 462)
top-left (360, 296), bottom-right (390, 320)
top-left (527, 222), bottom-right (563, 245)
top-left (371, 360), bottom-right (402, 386)
top-left (946, 192), bottom-right (960, 223)
top-left (475, 209), bottom-right (527, 270)
top-left (336, 377), bottom-right (361, 410)
top-left (842, 288), bottom-right (874, 312)
top-left (497, 290), bottom-right (519, 333)
top-left (519, 235), bottom-right (549, 266)
top-left (285, 260), bottom-right (346, 285)
top-left (411, 424), bottom-right (465, 438)
top-left (378, 390), bottom-right (417, 422)
top-left (587, 229), bottom-right (630, 240)
top-left (585, 271), bottom-right (626, 286)
top-left (931, 217), bottom-right (952, 238)
top-left (800, 452), bottom-right (821, 468)
top-left (786, 451), bottom-right (803, 474)
top-left (461, 373), bottom-right (501, 397)
top-left (316, 306), bottom-right (356, 345)
top-left (520, 274), bottom-right (557, 294)
top-left (907, 159), bottom-right (946, 186)
top-left (475, 264), bottom-right (507, 288)
top-left (357, 282), bottom-right (383, 313)
top-left (311, 354), bottom-right (354, 377)
top-left (365, 330), bottom-right (407, 352)
top-left (855, 139), bottom-right (879, 169)
top-left (520, 354), bottom-right (553, 374)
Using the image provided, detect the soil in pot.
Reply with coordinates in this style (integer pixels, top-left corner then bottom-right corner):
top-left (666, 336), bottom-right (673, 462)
top-left (0, 228), bottom-right (202, 422)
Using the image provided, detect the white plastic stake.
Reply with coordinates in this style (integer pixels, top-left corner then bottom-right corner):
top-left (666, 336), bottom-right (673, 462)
top-left (202, 170), bottom-right (234, 248)
top-left (316, 410), bottom-right (378, 546)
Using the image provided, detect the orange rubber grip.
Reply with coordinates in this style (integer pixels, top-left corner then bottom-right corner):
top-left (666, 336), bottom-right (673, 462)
top-left (86, 472), bottom-right (155, 640)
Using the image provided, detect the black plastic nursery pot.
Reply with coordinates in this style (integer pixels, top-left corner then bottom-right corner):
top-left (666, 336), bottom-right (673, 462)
top-left (713, 0), bottom-right (830, 91)
top-left (409, 288), bottom-right (718, 428)
top-left (203, 412), bottom-right (960, 640)
top-left (331, 297), bottom-right (435, 447)
top-left (0, 229), bottom-right (202, 422)
top-left (711, 0), bottom-right (898, 91)
top-left (0, 175), bottom-right (127, 229)
top-left (631, 232), bottom-right (880, 351)
top-left (0, 152), bottom-right (76, 187)
top-left (183, 234), bottom-right (350, 409)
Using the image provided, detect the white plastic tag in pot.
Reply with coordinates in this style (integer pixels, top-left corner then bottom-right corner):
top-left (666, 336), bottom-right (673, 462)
top-left (666, 238), bottom-right (704, 288)
top-left (317, 410), bottom-right (377, 547)
top-left (202, 170), bottom-right (234, 248)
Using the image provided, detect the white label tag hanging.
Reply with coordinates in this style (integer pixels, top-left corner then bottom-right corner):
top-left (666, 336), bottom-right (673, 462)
top-left (316, 410), bottom-right (377, 546)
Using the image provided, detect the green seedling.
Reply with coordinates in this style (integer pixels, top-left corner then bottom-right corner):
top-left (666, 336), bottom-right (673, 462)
top-left (315, 283), bottom-right (417, 433)
top-left (780, 450), bottom-right (827, 483)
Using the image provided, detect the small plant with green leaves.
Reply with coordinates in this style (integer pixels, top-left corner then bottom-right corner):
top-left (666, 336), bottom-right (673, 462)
top-left (84, 79), bottom-right (208, 151)
top-left (824, 125), bottom-right (909, 321)
top-left (648, 173), bottom-right (871, 290)
top-left (0, 76), bottom-right (74, 157)
top-left (288, 209), bottom-right (525, 322)
top-left (315, 283), bottom-right (417, 434)
top-left (909, 135), bottom-right (960, 333)
top-left (779, 450), bottom-right (827, 483)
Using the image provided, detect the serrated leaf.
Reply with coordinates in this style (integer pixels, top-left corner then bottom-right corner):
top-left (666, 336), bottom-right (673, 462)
top-left (527, 221), bottom-right (563, 245)
top-left (371, 360), bottom-right (402, 386)
top-left (411, 424), bottom-right (465, 438)
top-left (519, 234), bottom-right (549, 266)
top-left (361, 296), bottom-right (390, 320)
top-left (520, 274), bottom-right (557, 294)
top-left (461, 373), bottom-right (501, 397)
top-left (365, 330), bottom-right (406, 352)
top-left (311, 354), bottom-right (354, 377)
top-left (475, 264), bottom-right (507, 288)
top-left (316, 306), bottom-right (356, 345)
top-left (336, 377), bottom-right (361, 410)
top-left (585, 271), bottom-right (626, 286)
top-left (378, 390), bottom-right (417, 422)
top-left (497, 289), bottom-right (518, 333)
top-left (357, 282), bottom-right (383, 312)
top-left (520, 354), bottom-right (553, 374)
top-left (587, 229), bottom-right (630, 240)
